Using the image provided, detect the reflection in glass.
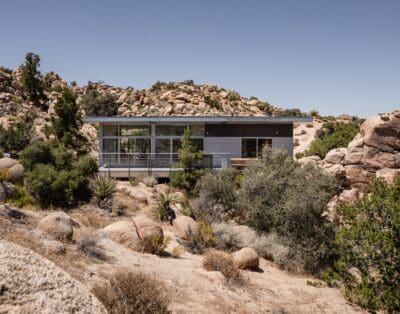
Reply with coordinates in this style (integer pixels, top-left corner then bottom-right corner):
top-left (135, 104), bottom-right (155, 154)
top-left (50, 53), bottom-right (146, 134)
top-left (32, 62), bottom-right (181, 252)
top-left (103, 124), bottom-right (118, 136)
top-left (120, 125), bottom-right (150, 136)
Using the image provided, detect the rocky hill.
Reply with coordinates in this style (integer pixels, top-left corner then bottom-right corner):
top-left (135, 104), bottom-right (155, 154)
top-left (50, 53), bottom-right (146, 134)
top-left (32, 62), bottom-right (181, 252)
top-left (0, 65), bottom-right (282, 136)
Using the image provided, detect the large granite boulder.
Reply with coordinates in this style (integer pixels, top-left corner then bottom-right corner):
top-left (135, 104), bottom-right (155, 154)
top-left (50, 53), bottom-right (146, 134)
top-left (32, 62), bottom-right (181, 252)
top-left (132, 215), bottom-right (164, 253)
top-left (37, 211), bottom-right (74, 241)
top-left (99, 220), bottom-right (141, 251)
top-left (173, 215), bottom-right (200, 240)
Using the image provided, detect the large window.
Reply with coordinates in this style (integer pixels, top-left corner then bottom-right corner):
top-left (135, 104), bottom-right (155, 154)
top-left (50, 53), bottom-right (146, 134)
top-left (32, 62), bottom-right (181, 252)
top-left (120, 124), bottom-right (150, 136)
top-left (103, 138), bottom-right (118, 152)
top-left (242, 138), bottom-right (272, 158)
top-left (156, 124), bottom-right (204, 136)
top-left (120, 138), bottom-right (150, 155)
top-left (103, 124), bottom-right (118, 136)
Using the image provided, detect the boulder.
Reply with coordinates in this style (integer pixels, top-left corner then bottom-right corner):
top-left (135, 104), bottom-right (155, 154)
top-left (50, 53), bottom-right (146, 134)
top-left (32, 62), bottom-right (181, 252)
top-left (363, 152), bottom-right (396, 169)
top-left (323, 163), bottom-right (346, 178)
top-left (0, 157), bottom-right (18, 170)
top-left (173, 215), bottom-right (200, 240)
top-left (376, 168), bottom-right (400, 184)
top-left (6, 163), bottom-right (24, 183)
top-left (37, 211), bottom-right (73, 241)
top-left (132, 215), bottom-right (163, 253)
top-left (343, 147), bottom-right (363, 165)
top-left (99, 220), bottom-right (141, 251)
top-left (344, 165), bottom-right (374, 190)
top-left (232, 247), bottom-right (259, 270)
top-left (324, 148), bottom-right (347, 164)
top-left (298, 156), bottom-right (322, 167)
top-left (361, 113), bottom-right (400, 152)
top-left (0, 239), bottom-right (106, 313)
top-left (338, 188), bottom-right (360, 204)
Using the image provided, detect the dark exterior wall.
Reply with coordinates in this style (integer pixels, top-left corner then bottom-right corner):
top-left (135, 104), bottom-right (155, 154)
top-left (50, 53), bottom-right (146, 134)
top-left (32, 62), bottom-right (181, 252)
top-left (204, 124), bottom-right (293, 137)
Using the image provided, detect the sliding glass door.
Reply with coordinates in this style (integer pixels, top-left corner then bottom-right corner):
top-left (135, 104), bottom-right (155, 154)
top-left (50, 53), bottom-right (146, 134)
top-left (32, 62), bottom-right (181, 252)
top-left (241, 138), bottom-right (272, 158)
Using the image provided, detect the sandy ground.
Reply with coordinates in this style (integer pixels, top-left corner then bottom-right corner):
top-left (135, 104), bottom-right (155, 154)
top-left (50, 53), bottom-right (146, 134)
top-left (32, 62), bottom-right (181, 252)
top-left (293, 121), bottom-right (323, 157)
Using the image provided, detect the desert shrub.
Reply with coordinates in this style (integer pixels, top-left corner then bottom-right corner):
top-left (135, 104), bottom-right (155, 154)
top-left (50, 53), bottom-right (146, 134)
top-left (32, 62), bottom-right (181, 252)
top-left (240, 147), bottom-right (339, 274)
top-left (204, 95), bottom-right (222, 110)
top-left (79, 234), bottom-right (108, 261)
top-left (153, 188), bottom-right (181, 222)
top-left (75, 155), bottom-right (98, 177)
top-left (26, 165), bottom-right (86, 208)
top-left (0, 169), bottom-right (8, 183)
top-left (7, 184), bottom-right (34, 208)
top-left (324, 177), bottom-right (400, 312)
top-left (194, 168), bottom-right (238, 222)
top-left (90, 175), bottom-right (116, 200)
top-left (275, 108), bottom-right (309, 118)
top-left (310, 110), bottom-right (319, 117)
top-left (92, 269), bottom-right (170, 314)
top-left (203, 249), bottom-right (245, 286)
top-left (306, 123), bottom-right (314, 128)
top-left (0, 148), bottom-right (3, 158)
top-left (302, 121), bottom-right (360, 158)
top-left (0, 117), bottom-right (33, 155)
top-left (198, 221), bottom-right (215, 248)
top-left (171, 245), bottom-right (185, 258)
top-left (20, 141), bottom-right (55, 171)
top-left (142, 175), bottom-right (157, 187)
top-left (22, 142), bottom-right (97, 208)
top-left (170, 128), bottom-right (204, 194)
top-left (20, 52), bottom-right (47, 107)
top-left (82, 88), bottom-right (118, 116)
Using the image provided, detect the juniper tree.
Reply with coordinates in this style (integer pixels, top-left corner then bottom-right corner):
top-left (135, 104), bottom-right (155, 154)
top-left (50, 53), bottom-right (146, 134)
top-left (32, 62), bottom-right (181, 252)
top-left (20, 52), bottom-right (46, 107)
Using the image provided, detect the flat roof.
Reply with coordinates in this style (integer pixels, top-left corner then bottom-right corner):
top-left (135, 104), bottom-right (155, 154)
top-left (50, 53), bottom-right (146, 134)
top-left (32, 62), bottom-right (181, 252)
top-left (83, 116), bottom-right (313, 124)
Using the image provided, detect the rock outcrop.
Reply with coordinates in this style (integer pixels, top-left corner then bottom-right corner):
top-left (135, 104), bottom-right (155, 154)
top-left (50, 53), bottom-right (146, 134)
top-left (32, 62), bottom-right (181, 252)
top-left (132, 215), bottom-right (164, 253)
top-left (0, 239), bottom-right (106, 313)
top-left (321, 111), bottom-right (400, 191)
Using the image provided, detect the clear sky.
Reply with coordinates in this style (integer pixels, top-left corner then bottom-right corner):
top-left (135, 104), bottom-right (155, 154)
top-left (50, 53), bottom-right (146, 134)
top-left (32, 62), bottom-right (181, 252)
top-left (1, 0), bottom-right (399, 117)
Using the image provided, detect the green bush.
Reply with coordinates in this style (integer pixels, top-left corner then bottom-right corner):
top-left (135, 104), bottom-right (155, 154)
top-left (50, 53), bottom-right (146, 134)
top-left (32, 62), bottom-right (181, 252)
top-left (303, 121), bottom-right (360, 158)
top-left (0, 117), bottom-right (33, 155)
top-left (7, 184), bottom-right (34, 208)
top-left (275, 108), bottom-right (309, 118)
top-left (20, 141), bottom-right (72, 172)
top-left (194, 168), bottom-right (238, 222)
top-left (82, 88), bottom-right (118, 116)
top-left (240, 147), bottom-right (339, 274)
top-left (203, 95), bottom-right (221, 110)
top-left (325, 177), bottom-right (400, 312)
top-left (21, 142), bottom-right (97, 208)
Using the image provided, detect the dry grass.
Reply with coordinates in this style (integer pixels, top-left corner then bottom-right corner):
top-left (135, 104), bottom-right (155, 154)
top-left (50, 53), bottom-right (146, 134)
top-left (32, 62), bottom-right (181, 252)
top-left (92, 268), bottom-right (170, 314)
top-left (171, 245), bottom-right (185, 258)
top-left (203, 249), bottom-right (246, 286)
top-left (78, 233), bottom-right (109, 261)
top-left (69, 211), bottom-right (111, 230)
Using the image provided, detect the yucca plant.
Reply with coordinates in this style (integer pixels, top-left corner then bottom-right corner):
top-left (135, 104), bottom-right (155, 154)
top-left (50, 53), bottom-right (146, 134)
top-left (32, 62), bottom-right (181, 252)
top-left (154, 188), bottom-right (182, 222)
top-left (90, 175), bottom-right (116, 200)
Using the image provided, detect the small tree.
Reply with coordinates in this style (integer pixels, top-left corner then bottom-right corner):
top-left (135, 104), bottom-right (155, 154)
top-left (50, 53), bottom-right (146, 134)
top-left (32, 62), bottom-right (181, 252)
top-left (20, 52), bottom-right (46, 107)
top-left (0, 115), bottom-right (33, 155)
top-left (50, 88), bottom-right (88, 153)
top-left (170, 128), bottom-right (204, 193)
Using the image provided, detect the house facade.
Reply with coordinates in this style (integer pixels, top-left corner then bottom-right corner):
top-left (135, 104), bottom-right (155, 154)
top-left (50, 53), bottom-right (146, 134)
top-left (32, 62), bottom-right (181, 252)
top-left (83, 116), bottom-right (312, 178)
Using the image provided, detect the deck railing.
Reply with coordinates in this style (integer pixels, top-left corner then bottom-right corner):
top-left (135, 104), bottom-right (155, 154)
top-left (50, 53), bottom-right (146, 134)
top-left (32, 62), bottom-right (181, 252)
top-left (98, 153), bottom-right (233, 170)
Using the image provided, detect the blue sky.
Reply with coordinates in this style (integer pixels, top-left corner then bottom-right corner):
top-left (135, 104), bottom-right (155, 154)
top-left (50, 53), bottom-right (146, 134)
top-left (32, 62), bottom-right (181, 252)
top-left (1, 0), bottom-right (399, 117)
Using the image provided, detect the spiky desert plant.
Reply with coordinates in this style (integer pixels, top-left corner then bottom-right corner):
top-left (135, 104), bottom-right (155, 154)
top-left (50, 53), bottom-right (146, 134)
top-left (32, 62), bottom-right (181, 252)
top-left (90, 175), bottom-right (116, 200)
top-left (154, 188), bottom-right (181, 222)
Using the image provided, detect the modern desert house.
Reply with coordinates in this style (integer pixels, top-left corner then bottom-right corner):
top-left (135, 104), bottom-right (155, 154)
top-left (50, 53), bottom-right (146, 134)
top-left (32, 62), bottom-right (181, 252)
top-left (83, 116), bottom-right (312, 178)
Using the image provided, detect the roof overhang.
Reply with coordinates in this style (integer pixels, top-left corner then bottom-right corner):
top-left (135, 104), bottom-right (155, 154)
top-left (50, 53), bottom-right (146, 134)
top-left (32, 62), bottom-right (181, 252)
top-left (82, 116), bottom-right (313, 124)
